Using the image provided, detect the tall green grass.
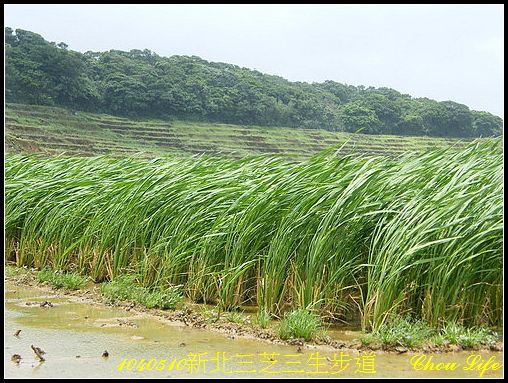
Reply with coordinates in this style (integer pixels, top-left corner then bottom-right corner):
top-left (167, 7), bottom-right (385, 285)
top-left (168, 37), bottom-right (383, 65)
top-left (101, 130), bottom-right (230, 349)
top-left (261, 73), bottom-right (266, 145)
top-left (5, 139), bottom-right (503, 331)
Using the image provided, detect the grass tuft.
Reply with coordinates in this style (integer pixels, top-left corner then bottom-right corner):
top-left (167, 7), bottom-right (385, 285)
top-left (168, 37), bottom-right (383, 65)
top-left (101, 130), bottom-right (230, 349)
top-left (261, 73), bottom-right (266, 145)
top-left (360, 316), bottom-right (499, 348)
top-left (225, 311), bottom-right (248, 325)
top-left (277, 309), bottom-right (323, 341)
top-left (255, 309), bottom-right (271, 329)
top-left (36, 268), bottom-right (88, 290)
top-left (438, 323), bottom-right (498, 348)
top-left (361, 316), bottom-right (436, 348)
top-left (100, 275), bottom-right (182, 310)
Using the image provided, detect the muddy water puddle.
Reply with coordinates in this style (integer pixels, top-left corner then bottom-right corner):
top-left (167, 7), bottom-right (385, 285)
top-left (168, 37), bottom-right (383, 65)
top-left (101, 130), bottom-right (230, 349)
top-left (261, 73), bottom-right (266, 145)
top-left (4, 282), bottom-right (504, 378)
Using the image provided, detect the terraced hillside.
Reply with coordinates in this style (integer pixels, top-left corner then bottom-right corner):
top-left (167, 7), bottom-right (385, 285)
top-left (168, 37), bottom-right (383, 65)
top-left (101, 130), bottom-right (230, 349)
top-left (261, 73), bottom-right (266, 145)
top-left (5, 103), bottom-right (468, 159)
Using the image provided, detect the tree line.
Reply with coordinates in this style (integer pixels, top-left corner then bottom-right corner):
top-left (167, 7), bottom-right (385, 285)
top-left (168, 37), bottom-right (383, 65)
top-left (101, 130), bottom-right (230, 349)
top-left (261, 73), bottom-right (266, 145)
top-left (5, 28), bottom-right (503, 137)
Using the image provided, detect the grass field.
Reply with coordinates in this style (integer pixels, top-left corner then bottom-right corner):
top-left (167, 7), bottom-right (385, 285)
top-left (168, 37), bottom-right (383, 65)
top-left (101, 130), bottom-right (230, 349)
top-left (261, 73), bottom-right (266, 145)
top-left (5, 103), bottom-right (469, 159)
top-left (6, 139), bottom-right (502, 332)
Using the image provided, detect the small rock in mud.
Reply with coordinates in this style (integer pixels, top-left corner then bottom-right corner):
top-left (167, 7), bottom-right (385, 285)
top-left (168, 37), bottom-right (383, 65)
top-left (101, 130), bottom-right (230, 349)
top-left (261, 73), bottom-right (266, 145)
top-left (193, 321), bottom-right (206, 328)
top-left (447, 344), bottom-right (462, 352)
top-left (395, 347), bottom-right (408, 354)
top-left (178, 342), bottom-right (186, 347)
top-left (287, 338), bottom-right (305, 346)
top-left (98, 319), bottom-right (138, 328)
top-left (117, 319), bottom-right (138, 327)
top-left (11, 354), bottom-right (22, 363)
top-left (102, 350), bottom-right (109, 358)
top-left (125, 303), bottom-right (135, 312)
top-left (490, 343), bottom-right (503, 352)
top-left (182, 307), bottom-right (193, 315)
top-left (76, 355), bottom-right (81, 358)
top-left (39, 301), bottom-right (54, 308)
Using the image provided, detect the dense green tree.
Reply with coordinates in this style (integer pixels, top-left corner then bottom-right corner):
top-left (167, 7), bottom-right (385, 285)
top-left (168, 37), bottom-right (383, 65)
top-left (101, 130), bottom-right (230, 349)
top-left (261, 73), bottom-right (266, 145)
top-left (340, 101), bottom-right (383, 134)
top-left (440, 101), bottom-right (473, 137)
top-left (472, 111), bottom-right (503, 137)
top-left (4, 27), bottom-right (502, 138)
top-left (395, 114), bottom-right (427, 136)
top-left (6, 29), bottom-right (99, 107)
top-left (354, 92), bottom-right (402, 134)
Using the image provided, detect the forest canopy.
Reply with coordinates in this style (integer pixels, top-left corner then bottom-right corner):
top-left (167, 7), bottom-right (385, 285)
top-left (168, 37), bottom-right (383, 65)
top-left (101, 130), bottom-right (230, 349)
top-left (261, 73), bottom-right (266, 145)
top-left (5, 28), bottom-right (503, 137)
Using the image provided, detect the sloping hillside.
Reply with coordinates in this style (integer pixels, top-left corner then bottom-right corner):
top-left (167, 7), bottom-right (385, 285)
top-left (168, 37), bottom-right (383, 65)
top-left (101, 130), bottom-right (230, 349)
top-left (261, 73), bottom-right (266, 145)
top-left (5, 103), bottom-right (469, 160)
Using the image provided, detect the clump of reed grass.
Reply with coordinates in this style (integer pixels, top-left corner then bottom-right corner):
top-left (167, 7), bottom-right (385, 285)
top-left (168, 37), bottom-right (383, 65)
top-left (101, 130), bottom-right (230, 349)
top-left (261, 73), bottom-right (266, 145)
top-left (5, 139), bottom-right (503, 332)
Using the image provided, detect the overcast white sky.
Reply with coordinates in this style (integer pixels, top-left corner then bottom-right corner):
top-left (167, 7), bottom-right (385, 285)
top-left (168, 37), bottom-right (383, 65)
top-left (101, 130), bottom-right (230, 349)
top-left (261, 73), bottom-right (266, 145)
top-left (4, 4), bottom-right (504, 117)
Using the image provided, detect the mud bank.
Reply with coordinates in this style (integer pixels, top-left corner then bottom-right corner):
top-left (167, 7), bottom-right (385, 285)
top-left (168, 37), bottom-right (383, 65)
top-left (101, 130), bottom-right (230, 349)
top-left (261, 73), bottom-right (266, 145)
top-left (5, 269), bottom-right (503, 355)
top-left (5, 276), bottom-right (504, 378)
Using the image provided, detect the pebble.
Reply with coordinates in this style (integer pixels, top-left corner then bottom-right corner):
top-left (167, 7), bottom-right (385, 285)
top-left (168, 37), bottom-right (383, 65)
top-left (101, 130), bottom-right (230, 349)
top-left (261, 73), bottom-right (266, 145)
top-left (395, 347), bottom-right (408, 354)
